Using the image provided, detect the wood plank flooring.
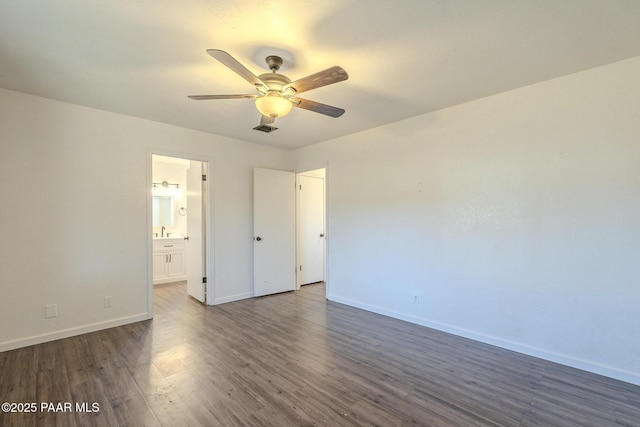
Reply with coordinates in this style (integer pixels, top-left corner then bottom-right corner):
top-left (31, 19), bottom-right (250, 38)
top-left (1, 282), bottom-right (639, 426)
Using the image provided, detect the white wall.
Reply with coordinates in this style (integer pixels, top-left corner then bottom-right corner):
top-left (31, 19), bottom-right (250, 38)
top-left (0, 88), bottom-right (288, 350)
top-left (2, 55), bottom-right (639, 385)
top-left (290, 56), bottom-right (640, 385)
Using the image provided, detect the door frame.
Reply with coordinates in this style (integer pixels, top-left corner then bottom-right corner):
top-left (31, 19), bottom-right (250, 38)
top-left (147, 148), bottom-right (214, 317)
top-left (295, 163), bottom-right (329, 297)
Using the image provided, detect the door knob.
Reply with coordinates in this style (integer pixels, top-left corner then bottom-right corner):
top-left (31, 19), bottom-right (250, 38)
top-left (256, 236), bottom-right (262, 241)
top-left (184, 236), bottom-right (190, 240)
top-left (320, 234), bottom-right (325, 237)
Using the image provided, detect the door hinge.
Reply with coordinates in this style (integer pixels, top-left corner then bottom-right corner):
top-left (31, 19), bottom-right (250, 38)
top-left (202, 174), bottom-right (207, 181)
top-left (202, 277), bottom-right (207, 284)
top-left (299, 184), bottom-right (302, 190)
top-left (299, 265), bottom-right (302, 271)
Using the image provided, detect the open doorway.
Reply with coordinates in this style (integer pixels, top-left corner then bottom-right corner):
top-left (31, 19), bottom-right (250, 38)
top-left (296, 168), bottom-right (326, 288)
top-left (150, 153), bottom-right (211, 308)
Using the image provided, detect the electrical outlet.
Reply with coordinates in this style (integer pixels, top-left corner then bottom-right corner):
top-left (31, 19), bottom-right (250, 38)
top-left (104, 296), bottom-right (112, 308)
top-left (45, 304), bottom-right (57, 318)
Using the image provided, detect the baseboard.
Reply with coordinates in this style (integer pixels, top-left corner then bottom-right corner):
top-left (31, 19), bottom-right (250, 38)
top-left (327, 293), bottom-right (640, 387)
top-left (0, 313), bottom-right (151, 353)
top-left (213, 291), bottom-right (254, 305)
top-left (153, 275), bottom-right (187, 285)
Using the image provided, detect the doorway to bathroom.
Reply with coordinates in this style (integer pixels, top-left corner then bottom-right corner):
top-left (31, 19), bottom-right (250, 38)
top-left (150, 153), bottom-right (211, 307)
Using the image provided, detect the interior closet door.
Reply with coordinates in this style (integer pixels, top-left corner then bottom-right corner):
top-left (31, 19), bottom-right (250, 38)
top-left (253, 168), bottom-right (296, 297)
top-left (297, 174), bottom-right (325, 285)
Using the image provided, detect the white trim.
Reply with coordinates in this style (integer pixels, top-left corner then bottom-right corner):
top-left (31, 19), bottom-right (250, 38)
top-left (213, 292), bottom-right (254, 305)
top-left (146, 152), bottom-right (154, 317)
top-left (327, 293), bottom-right (640, 387)
top-left (0, 313), bottom-right (150, 353)
top-left (153, 275), bottom-right (188, 285)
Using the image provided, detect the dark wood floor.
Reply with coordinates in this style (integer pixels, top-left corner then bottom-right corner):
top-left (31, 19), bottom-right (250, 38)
top-left (1, 282), bottom-right (639, 426)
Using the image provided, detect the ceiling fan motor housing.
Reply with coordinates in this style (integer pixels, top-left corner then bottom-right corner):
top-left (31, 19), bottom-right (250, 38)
top-left (257, 73), bottom-right (292, 93)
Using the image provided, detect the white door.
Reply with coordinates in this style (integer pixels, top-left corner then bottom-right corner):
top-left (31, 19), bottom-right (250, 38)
top-left (186, 161), bottom-right (205, 302)
top-left (297, 174), bottom-right (325, 286)
top-left (254, 168), bottom-right (296, 296)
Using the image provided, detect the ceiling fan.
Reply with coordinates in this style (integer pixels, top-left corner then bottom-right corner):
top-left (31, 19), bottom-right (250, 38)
top-left (189, 49), bottom-right (349, 132)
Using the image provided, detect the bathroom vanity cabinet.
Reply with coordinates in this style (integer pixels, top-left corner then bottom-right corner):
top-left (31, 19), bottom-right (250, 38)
top-left (153, 238), bottom-right (187, 284)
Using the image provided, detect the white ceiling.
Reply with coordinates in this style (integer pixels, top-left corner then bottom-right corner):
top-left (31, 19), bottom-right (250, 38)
top-left (2, 1), bottom-right (640, 150)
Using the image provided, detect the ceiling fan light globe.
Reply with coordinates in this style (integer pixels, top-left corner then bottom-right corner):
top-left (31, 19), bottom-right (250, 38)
top-left (255, 93), bottom-right (293, 118)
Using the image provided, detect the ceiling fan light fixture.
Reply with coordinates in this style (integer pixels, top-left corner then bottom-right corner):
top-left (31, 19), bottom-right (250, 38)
top-left (255, 92), bottom-right (293, 118)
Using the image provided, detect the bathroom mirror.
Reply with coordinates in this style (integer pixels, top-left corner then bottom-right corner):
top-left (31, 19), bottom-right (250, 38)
top-left (152, 196), bottom-right (174, 226)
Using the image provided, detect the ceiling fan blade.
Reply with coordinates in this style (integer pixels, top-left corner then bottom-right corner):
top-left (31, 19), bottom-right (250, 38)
top-left (188, 94), bottom-right (257, 100)
top-left (290, 97), bottom-right (345, 118)
top-left (283, 66), bottom-right (348, 94)
top-left (206, 49), bottom-right (267, 90)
